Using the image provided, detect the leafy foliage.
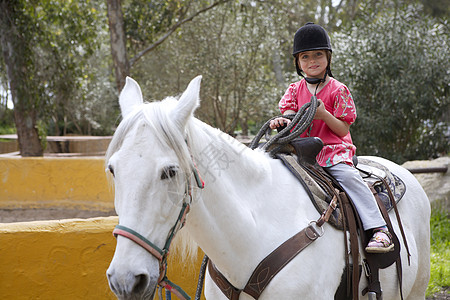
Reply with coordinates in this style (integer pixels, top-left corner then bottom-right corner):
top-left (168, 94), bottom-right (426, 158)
top-left (1, 0), bottom-right (448, 161)
top-left (124, 0), bottom-right (190, 52)
top-left (0, 0), bottom-right (118, 137)
top-left (0, 109), bottom-right (15, 135)
top-left (35, 0), bottom-right (118, 136)
top-left (333, 5), bottom-right (449, 163)
top-left (131, 1), bottom-right (285, 135)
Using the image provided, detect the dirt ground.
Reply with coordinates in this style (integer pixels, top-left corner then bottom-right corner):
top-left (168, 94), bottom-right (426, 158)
top-left (0, 208), bottom-right (116, 223)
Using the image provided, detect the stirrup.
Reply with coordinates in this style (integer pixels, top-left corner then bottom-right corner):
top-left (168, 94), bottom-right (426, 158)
top-left (365, 229), bottom-right (394, 254)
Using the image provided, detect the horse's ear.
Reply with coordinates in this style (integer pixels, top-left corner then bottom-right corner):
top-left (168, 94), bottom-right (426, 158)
top-left (119, 77), bottom-right (144, 118)
top-left (174, 75), bottom-right (202, 128)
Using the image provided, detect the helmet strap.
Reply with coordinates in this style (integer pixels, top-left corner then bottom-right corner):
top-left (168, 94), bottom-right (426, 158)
top-left (304, 67), bottom-right (329, 85)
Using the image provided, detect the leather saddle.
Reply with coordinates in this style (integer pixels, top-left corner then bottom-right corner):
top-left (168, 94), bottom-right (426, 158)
top-left (286, 137), bottom-right (406, 216)
top-left (276, 137), bottom-right (409, 300)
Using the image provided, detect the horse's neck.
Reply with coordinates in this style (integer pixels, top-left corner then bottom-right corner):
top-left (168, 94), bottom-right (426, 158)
top-left (187, 119), bottom-right (270, 191)
top-left (186, 120), bottom-right (319, 286)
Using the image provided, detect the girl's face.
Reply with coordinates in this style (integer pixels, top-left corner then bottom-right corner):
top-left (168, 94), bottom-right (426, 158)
top-left (297, 50), bottom-right (328, 78)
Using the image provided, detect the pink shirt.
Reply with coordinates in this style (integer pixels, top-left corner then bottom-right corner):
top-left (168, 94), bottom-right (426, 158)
top-left (279, 78), bottom-right (357, 167)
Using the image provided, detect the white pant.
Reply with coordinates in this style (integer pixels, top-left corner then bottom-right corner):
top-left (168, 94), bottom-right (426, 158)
top-left (326, 163), bottom-right (386, 231)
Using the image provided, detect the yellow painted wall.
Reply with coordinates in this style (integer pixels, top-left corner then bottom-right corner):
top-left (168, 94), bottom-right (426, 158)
top-left (0, 157), bottom-right (114, 211)
top-left (0, 217), bottom-right (206, 299)
top-left (0, 157), bottom-right (206, 299)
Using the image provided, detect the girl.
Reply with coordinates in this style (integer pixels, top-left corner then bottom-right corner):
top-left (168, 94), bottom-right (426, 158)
top-left (270, 22), bottom-right (393, 253)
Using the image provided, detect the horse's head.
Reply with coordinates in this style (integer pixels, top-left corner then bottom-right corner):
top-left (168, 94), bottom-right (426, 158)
top-left (106, 76), bottom-right (202, 299)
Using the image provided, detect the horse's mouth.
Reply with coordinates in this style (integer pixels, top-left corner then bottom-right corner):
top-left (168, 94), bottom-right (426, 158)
top-left (116, 288), bottom-right (155, 300)
top-left (147, 287), bottom-right (156, 300)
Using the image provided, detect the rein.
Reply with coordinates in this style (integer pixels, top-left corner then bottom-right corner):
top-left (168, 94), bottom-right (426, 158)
top-left (112, 165), bottom-right (204, 300)
top-left (249, 83), bottom-right (319, 156)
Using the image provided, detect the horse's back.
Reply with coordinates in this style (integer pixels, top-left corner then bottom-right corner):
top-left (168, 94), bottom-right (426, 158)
top-left (361, 156), bottom-right (431, 299)
top-left (362, 155), bottom-right (430, 217)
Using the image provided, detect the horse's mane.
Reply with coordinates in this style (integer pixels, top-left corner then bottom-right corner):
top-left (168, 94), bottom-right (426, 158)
top-left (106, 97), bottom-right (195, 176)
top-left (105, 96), bottom-right (207, 260)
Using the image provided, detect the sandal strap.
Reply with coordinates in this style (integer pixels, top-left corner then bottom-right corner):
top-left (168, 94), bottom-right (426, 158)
top-left (369, 230), bottom-right (393, 247)
top-left (377, 229), bottom-right (392, 239)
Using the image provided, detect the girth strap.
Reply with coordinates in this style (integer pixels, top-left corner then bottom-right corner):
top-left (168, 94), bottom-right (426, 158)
top-left (208, 223), bottom-right (324, 300)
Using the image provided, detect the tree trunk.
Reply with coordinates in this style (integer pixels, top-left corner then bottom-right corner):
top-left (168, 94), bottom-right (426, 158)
top-left (0, 0), bottom-right (43, 156)
top-left (272, 49), bottom-right (285, 85)
top-left (107, 0), bottom-right (130, 92)
top-left (240, 117), bottom-right (249, 136)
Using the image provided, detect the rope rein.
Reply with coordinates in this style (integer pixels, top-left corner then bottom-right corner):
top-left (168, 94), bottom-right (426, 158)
top-left (249, 84), bottom-right (319, 156)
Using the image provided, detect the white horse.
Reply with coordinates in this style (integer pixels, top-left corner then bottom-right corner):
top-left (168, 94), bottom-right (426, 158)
top-left (106, 76), bottom-right (430, 299)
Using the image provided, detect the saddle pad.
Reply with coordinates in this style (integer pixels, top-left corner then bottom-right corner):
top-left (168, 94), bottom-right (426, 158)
top-left (356, 158), bottom-right (406, 213)
top-left (277, 154), bottom-right (343, 229)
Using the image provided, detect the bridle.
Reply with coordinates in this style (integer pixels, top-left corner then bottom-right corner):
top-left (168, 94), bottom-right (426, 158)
top-left (112, 164), bottom-right (204, 300)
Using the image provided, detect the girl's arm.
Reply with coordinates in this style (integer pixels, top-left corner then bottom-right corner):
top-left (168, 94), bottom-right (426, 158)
top-left (315, 100), bottom-right (350, 137)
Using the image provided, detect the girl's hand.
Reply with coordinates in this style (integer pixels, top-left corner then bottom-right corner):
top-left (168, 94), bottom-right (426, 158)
top-left (269, 117), bottom-right (291, 129)
top-left (314, 99), bottom-right (328, 120)
top-left (314, 99), bottom-right (351, 137)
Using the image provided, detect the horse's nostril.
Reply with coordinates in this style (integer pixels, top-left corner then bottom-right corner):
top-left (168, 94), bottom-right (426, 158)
top-left (106, 270), bottom-right (119, 294)
top-left (133, 274), bottom-right (149, 294)
top-left (107, 269), bottom-right (151, 297)
top-left (106, 269), bottom-right (113, 281)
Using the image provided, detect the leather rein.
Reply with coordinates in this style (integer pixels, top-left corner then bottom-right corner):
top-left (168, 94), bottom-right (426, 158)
top-left (112, 165), bottom-right (204, 300)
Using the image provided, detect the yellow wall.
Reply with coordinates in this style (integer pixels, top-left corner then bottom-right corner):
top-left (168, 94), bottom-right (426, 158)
top-left (0, 157), bottom-right (205, 299)
top-left (0, 217), bottom-right (206, 299)
top-left (0, 157), bottom-right (114, 211)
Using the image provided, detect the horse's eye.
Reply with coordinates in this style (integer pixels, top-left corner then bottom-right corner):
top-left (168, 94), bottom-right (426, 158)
top-left (161, 166), bottom-right (178, 180)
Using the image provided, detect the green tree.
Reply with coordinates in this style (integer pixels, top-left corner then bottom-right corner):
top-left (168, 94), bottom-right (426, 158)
top-left (2, 0), bottom-right (447, 161)
top-left (0, 0), bottom-right (117, 156)
top-left (333, 4), bottom-right (449, 163)
top-left (129, 0), bottom-right (345, 135)
top-left (0, 0), bottom-right (44, 156)
top-left (38, 1), bottom-right (115, 136)
top-left (107, 0), bottom-right (229, 92)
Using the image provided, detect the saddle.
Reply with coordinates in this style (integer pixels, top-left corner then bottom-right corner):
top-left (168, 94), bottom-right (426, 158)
top-left (279, 138), bottom-right (407, 229)
top-left (276, 137), bottom-right (410, 300)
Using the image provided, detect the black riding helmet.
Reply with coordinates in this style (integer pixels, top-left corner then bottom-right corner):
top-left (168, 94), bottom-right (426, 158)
top-left (292, 22), bottom-right (333, 81)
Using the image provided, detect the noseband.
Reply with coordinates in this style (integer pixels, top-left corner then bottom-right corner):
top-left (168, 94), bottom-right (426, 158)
top-left (112, 166), bottom-right (204, 300)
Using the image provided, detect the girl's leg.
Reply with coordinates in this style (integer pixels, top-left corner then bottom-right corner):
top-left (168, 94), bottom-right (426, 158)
top-left (326, 163), bottom-right (393, 253)
top-left (326, 163), bottom-right (385, 230)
